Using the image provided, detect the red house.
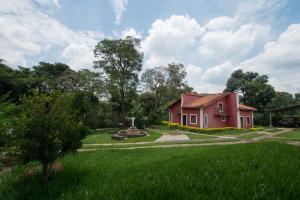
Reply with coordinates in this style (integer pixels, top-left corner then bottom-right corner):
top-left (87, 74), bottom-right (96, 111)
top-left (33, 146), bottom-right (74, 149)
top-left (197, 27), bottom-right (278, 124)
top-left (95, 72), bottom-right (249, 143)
top-left (168, 92), bottom-right (256, 128)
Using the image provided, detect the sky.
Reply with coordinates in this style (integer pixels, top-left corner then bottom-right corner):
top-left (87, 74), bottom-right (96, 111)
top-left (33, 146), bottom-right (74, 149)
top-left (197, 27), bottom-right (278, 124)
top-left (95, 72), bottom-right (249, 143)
top-left (0, 0), bottom-right (300, 94)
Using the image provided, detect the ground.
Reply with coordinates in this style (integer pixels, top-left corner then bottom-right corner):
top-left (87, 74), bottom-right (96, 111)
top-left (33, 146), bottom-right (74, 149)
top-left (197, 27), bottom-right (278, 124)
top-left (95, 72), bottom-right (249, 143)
top-left (1, 128), bottom-right (300, 200)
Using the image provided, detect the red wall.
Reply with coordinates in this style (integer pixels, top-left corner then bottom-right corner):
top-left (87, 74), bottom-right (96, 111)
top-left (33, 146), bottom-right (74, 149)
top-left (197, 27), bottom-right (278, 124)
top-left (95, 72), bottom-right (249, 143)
top-left (240, 110), bottom-right (253, 128)
top-left (203, 99), bottom-right (228, 128)
top-left (224, 93), bottom-right (238, 127)
top-left (169, 100), bottom-right (181, 124)
top-left (182, 108), bottom-right (200, 127)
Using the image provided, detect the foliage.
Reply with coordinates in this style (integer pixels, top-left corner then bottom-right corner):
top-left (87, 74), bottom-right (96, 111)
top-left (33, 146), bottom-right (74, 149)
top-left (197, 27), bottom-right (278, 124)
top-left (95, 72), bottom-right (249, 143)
top-left (224, 69), bottom-right (276, 110)
top-left (14, 92), bottom-right (88, 182)
top-left (94, 36), bottom-right (144, 124)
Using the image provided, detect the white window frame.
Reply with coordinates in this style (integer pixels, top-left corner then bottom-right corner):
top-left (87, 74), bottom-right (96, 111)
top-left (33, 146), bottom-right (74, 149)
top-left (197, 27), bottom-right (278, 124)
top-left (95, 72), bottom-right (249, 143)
top-left (204, 114), bottom-right (208, 128)
top-left (222, 116), bottom-right (226, 121)
top-left (190, 114), bottom-right (197, 125)
top-left (218, 102), bottom-right (224, 112)
top-left (246, 116), bottom-right (250, 125)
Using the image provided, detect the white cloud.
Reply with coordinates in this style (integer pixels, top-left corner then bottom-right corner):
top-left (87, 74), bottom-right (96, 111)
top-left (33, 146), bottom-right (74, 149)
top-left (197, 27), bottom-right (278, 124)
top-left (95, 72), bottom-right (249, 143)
top-left (238, 23), bottom-right (300, 93)
top-left (205, 15), bottom-right (239, 31)
top-left (141, 14), bottom-right (271, 93)
top-left (0, 0), bottom-right (103, 68)
top-left (236, 0), bottom-right (287, 15)
top-left (142, 15), bottom-right (203, 68)
top-left (111, 0), bottom-right (128, 25)
top-left (198, 23), bottom-right (269, 64)
top-left (120, 28), bottom-right (141, 39)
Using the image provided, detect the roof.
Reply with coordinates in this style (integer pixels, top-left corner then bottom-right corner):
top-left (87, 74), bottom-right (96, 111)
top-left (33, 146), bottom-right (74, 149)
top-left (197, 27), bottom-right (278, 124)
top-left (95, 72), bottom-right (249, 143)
top-left (183, 93), bottom-right (230, 108)
top-left (239, 104), bottom-right (257, 111)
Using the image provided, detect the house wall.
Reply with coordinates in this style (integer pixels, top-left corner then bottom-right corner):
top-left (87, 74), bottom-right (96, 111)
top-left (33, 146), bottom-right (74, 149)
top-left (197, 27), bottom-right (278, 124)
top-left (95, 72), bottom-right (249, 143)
top-left (182, 108), bottom-right (200, 127)
top-left (225, 93), bottom-right (239, 127)
top-left (169, 100), bottom-right (181, 124)
top-left (203, 98), bottom-right (228, 128)
top-left (240, 110), bottom-right (253, 128)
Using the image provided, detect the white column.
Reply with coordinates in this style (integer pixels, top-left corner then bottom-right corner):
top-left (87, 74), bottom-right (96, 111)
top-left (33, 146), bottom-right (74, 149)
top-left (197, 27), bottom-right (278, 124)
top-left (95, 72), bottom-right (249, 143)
top-left (236, 92), bottom-right (241, 128)
top-left (200, 108), bottom-right (204, 128)
top-left (252, 111), bottom-right (254, 127)
top-left (181, 107), bottom-right (183, 126)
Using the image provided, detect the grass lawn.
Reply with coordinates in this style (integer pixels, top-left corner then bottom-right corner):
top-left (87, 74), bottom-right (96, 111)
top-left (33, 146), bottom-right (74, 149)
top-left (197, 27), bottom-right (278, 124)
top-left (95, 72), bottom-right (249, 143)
top-left (265, 128), bottom-right (282, 133)
top-left (276, 128), bottom-right (300, 138)
top-left (83, 129), bottom-right (162, 144)
top-left (204, 129), bottom-right (250, 136)
top-left (2, 142), bottom-right (300, 200)
top-left (81, 139), bottom-right (239, 150)
top-left (238, 133), bottom-right (262, 139)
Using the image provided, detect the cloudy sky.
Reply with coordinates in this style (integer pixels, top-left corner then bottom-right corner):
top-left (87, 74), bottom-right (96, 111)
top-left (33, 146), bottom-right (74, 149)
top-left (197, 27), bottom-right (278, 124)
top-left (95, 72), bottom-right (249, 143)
top-left (1, 0), bottom-right (300, 93)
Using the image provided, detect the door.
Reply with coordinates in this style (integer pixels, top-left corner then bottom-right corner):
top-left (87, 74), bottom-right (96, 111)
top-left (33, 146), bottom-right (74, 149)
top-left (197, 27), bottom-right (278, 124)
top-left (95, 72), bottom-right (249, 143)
top-left (240, 116), bottom-right (244, 128)
top-left (182, 115), bottom-right (187, 126)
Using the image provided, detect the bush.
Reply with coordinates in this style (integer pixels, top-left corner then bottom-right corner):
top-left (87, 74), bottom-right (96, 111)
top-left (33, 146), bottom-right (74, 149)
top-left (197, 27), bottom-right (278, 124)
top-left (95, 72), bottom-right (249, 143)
top-left (161, 121), bottom-right (179, 129)
top-left (15, 92), bottom-right (88, 182)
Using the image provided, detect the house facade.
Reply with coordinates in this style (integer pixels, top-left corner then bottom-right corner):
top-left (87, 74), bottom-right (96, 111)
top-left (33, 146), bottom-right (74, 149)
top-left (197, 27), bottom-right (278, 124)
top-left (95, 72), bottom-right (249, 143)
top-left (168, 92), bottom-right (256, 128)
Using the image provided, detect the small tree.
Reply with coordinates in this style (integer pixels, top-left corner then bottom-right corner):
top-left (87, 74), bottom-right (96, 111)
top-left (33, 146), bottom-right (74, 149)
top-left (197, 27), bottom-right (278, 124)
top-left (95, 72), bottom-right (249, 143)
top-left (15, 92), bottom-right (87, 182)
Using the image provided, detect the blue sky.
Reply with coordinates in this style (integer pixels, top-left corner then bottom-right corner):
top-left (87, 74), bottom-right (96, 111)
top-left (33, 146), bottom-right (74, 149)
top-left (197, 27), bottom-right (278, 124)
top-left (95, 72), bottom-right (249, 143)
top-left (0, 0), bottom-right (300, 93)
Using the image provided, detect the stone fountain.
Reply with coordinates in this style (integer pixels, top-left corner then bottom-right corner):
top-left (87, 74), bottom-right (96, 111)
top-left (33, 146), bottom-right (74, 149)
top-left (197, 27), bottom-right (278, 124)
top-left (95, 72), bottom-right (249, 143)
top-left (112, 117), bottom-right (148, 140)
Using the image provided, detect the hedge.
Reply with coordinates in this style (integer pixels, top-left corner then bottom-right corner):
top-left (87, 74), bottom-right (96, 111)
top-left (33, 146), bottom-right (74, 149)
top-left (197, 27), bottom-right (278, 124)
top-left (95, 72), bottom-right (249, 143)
top-left (161, 121), bottom-right (264, 133)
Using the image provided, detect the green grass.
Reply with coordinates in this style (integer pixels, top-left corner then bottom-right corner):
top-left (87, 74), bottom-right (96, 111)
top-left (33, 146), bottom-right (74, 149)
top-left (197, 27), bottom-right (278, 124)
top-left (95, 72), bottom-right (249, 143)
top-left (265, 128), bottom-right (282, 133)
top-left (276, 128), bottom-right (300, 138)
top-left (83, 129), bottom-right (162, 144)
top-left (2, 143), bottom-right (300, 200)
top-left (204, 129), bottom-right (250, 136)
top-left (186, 133), bottom-right (218, 139)
top-left (81, 139), bottom-right (239, 150)
top-left (238, 133), bottom-right (262, 139)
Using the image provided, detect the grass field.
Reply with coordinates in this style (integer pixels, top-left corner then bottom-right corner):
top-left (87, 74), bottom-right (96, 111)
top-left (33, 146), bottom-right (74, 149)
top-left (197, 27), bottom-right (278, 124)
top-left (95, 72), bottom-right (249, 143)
top-left (276, 128), bottom-right (300, 138)
top-left (1, 142), bottom-right (300, 200)
top-left (83, 129), bottom-right (162, 144)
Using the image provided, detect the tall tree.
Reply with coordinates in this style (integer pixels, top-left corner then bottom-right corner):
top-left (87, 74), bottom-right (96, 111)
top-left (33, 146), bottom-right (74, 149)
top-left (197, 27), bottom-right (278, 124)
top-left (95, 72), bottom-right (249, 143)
top-left (224, 69), bottom-right (276, 110)
top-left (141, 67), bottom-right (166, 111)
top-left (94, 36), bottom-right (143, 124)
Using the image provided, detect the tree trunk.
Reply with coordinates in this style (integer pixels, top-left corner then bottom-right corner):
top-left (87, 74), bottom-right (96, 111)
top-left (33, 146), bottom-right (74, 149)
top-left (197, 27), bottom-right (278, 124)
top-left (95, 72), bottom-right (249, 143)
top-left (42, 163), bottom-right (51, 183)
top-left (120, 89), bottom-right (126, 127)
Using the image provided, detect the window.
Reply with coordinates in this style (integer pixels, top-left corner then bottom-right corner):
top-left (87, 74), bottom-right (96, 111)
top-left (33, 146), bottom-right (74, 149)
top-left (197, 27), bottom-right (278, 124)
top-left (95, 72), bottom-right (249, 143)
top-left (204, 114), bottom-right (208, 128)
top-left (222, 116), bottom-right (226, 121)
top-left (190, 114), bottom-right (197, 124)
top-left (246, 116), bottom-right (250, 125)
top-left (218, 102), bottom-right (223, 112)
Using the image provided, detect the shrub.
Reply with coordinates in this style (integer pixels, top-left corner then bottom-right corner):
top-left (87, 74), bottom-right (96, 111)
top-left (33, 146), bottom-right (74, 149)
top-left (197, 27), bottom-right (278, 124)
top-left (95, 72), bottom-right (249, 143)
top-left (15, 92), bottom-right (88, 182)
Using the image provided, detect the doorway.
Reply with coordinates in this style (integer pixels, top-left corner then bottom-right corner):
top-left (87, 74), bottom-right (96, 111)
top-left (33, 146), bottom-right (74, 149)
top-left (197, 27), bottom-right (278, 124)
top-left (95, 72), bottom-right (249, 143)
top-left (240, 116), bottom-right (244, 128)
top-left (182, 114), bottom-right (187, 126)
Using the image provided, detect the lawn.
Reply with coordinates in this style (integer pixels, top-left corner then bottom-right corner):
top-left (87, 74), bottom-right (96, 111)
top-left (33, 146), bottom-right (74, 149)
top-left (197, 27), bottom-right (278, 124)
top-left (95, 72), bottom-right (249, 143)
top-left (1, 142), bottom-right (300, 200)
top-left (276, 128), bottom-right (300, 138)
top-left (83, 129), bottom-right (162, 144)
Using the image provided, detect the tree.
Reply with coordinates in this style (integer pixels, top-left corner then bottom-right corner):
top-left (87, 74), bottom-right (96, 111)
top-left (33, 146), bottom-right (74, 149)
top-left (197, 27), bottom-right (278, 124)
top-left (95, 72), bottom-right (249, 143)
top-left (141, 63), bottom-right (192, 124)
top-left (141, 67), bottom-right (166, 111)
top-left (15, 92), bottom-right (87, 182)
top-left (224, 69), bottom-right (276, 110)
top-left (94, 36), bottom-right (143, 124)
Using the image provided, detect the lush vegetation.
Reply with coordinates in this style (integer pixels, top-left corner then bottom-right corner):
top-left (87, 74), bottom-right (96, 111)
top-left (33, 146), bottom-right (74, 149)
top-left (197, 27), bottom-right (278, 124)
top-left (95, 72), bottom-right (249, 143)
top-left (1, 143), bottom-right (300, 200)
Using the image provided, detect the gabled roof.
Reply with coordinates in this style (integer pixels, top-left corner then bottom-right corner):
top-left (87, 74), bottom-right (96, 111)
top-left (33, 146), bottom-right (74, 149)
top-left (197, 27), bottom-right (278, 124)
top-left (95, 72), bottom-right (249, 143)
top-left (239, 104), bottom-right (257, 111)
top-left (183, 93), bottom-right (230, 108)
